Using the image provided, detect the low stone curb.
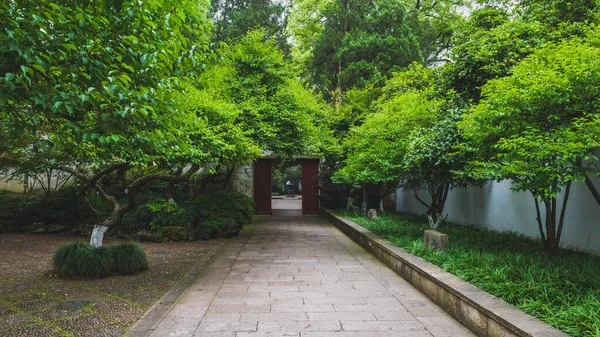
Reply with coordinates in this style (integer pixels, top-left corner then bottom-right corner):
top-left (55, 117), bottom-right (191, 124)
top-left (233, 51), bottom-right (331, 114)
top-left (323, 209), bottom-right (569, 337)
top-left (124, 240), bottom-right (227, 337)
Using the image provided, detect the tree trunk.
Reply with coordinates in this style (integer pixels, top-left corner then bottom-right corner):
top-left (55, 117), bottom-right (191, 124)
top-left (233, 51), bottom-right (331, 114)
top-left (90, 225), bottom-right (109, 248)
top-left (543, 199), bottom-right (557, 253)
top-left (538, 183), bottom-right (571, 254)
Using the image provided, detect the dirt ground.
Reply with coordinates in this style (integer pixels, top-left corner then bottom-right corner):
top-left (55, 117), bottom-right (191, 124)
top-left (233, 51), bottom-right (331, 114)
top-left (0, 234), bottom-right (219, 337)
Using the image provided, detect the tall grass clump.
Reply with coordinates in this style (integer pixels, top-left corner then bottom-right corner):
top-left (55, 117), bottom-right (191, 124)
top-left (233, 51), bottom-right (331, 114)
top-left (340, 210), bottom-right (600, 337)
top-left (53, 241), bottom-right (148, 278)
top-left (109, 242), bottom-right (148, 275)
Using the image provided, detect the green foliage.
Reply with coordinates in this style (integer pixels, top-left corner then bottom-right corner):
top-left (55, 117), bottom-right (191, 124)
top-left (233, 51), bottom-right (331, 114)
top-left (202, 30), bottom-right (325, 159)
top-left (54, 241), bottom-right (148, 277)
top-left (146, 198), bottom-right (197, 231)
top-left (121, 205), bottom-right (153, 230)
top-left (1, 0), bottom-right (214, 165)
top-left (191, 191), bottom-right (255, 238)
top-left (342, 211), bottom-right (600, 337)
top-left (0, 188), bottom-right (91, 229)
top-left (109, 242), bottom-right (148, 275)
top-left (445, 8), bottom-right (547, 102)
top-left (210, 0), bottom-right (290, 54)
top-left (459, 31), bottom-right (600, 251)
top-left (308, 0), bottom-right (422, 97)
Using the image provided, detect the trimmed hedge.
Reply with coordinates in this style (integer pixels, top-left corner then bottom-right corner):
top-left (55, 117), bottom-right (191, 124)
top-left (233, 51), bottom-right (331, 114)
top-left (54, 241), bottom-right (148, 278)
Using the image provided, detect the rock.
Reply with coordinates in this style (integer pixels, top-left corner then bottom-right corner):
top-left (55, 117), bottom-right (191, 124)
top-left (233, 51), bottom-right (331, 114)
top-left (162, 226), bottom-right (190, 242)
top-left (46, 223), bottom-right (68, 233)
top-left (30, 222), bottom-right (47, 234)
top-left (135, 230), bottom-right (158, 242)
top-left (424, 229), bottom-right (448, 251)
top-left (367, 209), bottom-right (378, 220)
top-left (115, 230), bottom-right (135, 240)
top-left (222, 218), bottom-right (241, 237)
top-left (70, 225), bottom-right (94, 237)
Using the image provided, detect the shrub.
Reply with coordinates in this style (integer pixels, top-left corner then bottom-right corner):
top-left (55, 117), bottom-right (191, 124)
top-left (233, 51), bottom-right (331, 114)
top-left (193, 191), bottom-right (255, 225)
top-left (121, 204), bottom-right (153, 230)
top-left (54, 241), bottom-right (148, 278)
top-left (0, 190), bottom-right (29, 220)
top-left (146, 198), bottom-right (196, 231)
top-left (0, 188), bottom-right (94, 231)
top-left (190, 192), bottom-right (255, 239)
top-left (109, 242), bottom-right (149, 275)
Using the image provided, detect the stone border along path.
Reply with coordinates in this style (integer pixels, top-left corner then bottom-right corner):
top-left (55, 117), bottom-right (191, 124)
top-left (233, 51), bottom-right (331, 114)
top-left (128, 215), bottom-right (476, 337)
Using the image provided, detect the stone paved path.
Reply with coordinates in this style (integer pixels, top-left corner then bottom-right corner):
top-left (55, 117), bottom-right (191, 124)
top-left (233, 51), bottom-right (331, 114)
top-left (144, 215), bottom-right (476, 337)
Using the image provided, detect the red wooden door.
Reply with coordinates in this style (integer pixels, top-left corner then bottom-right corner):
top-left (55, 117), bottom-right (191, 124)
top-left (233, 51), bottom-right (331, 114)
top-left (254, 159), bottom-right (272, 214)
top-left (301, 159), bottom-right (320, 214)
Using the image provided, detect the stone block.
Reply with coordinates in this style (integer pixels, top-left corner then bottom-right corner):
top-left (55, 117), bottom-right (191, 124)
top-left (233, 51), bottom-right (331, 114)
top-left (424, 229), bottom-right (448, 251)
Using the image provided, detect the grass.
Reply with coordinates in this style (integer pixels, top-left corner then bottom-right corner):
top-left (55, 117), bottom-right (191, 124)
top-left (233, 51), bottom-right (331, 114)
top-left (339, 210), bottom-right (600, 337)
top-left (53, 241), bottom-right (148, 278)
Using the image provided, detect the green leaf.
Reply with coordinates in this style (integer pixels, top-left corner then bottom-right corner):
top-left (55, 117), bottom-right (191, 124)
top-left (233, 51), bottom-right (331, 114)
top-left (62, 44), bottom-right (77, 52)
top-left (32, 64), bottom-right (46, 74)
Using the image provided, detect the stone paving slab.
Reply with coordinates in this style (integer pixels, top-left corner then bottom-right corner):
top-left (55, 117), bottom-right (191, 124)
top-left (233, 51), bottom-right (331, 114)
top-left (138, 215), bottom-right (476, 337)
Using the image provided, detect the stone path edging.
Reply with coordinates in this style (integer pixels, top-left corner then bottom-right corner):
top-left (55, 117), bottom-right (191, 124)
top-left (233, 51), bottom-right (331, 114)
top-left (323, 210), bottom-right (570, 337)
top-left (124, 239), bottom-right (227, 337)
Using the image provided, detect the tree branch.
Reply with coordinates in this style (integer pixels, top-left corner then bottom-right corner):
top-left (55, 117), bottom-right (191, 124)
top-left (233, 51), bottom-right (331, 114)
top-left (584, 175), bottom-right (600, 206)
top-left (413, 190), bottom-right (433, 212)
top-left (532, 194), bottom-right (546, 242)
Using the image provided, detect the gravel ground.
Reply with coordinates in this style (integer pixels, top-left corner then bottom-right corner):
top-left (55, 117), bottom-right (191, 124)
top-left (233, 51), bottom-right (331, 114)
top-left (0, 234), bottom-right (219, 337)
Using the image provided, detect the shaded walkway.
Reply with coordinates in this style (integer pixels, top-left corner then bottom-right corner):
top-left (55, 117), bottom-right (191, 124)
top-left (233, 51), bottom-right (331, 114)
top-left (140, 215), bottom-right (475, 336)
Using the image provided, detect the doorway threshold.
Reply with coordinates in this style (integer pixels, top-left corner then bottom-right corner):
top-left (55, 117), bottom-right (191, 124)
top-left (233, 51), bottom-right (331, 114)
top-left (272, 209), bottom-right (303, 217)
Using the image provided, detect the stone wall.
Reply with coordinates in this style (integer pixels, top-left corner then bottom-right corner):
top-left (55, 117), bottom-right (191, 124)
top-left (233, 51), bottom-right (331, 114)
top-left (231, 163), bottom-right (253, 198)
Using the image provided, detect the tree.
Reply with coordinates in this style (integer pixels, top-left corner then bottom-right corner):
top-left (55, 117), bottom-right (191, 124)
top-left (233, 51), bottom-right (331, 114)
top-left (296, 0), bottom-right (422, 101)
top-left (443, 6), bottom-right (547, 102)
top-left (0, 0), bottom-right (259, 246)
top-left (210, 0), bottom-right (290, 54)
top-left (335, 62), bottom-right (480, 225)
top-left (201, 31), bottom-right (325, 162)
top-left (460, 33), bottom-right (600, 253)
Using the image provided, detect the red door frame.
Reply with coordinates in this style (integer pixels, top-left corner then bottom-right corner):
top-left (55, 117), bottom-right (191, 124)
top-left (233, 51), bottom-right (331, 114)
top-left (253, 159), bottom-right (273, 214)
top-left (301, 159), bottom-right (320, 214)
top-left (253, 157), bottom-right (320, 215)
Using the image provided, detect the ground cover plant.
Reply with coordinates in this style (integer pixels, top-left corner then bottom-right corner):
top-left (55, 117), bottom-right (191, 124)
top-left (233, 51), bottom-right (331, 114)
top-left (339, 210), bottom-right (600, 337)
top-left (54, 241), bottom-right (148, 278)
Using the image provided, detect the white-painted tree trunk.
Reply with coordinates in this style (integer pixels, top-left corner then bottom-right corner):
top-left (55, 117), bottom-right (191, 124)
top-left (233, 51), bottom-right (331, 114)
top-left (90, 225), bottom-right (108, 247)
top-left (428, 213), bottom-right (444, 230)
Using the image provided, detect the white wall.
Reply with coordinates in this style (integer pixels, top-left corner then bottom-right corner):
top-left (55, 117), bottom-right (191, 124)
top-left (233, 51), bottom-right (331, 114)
top-left (396, 178), bottom-right (600, 254)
